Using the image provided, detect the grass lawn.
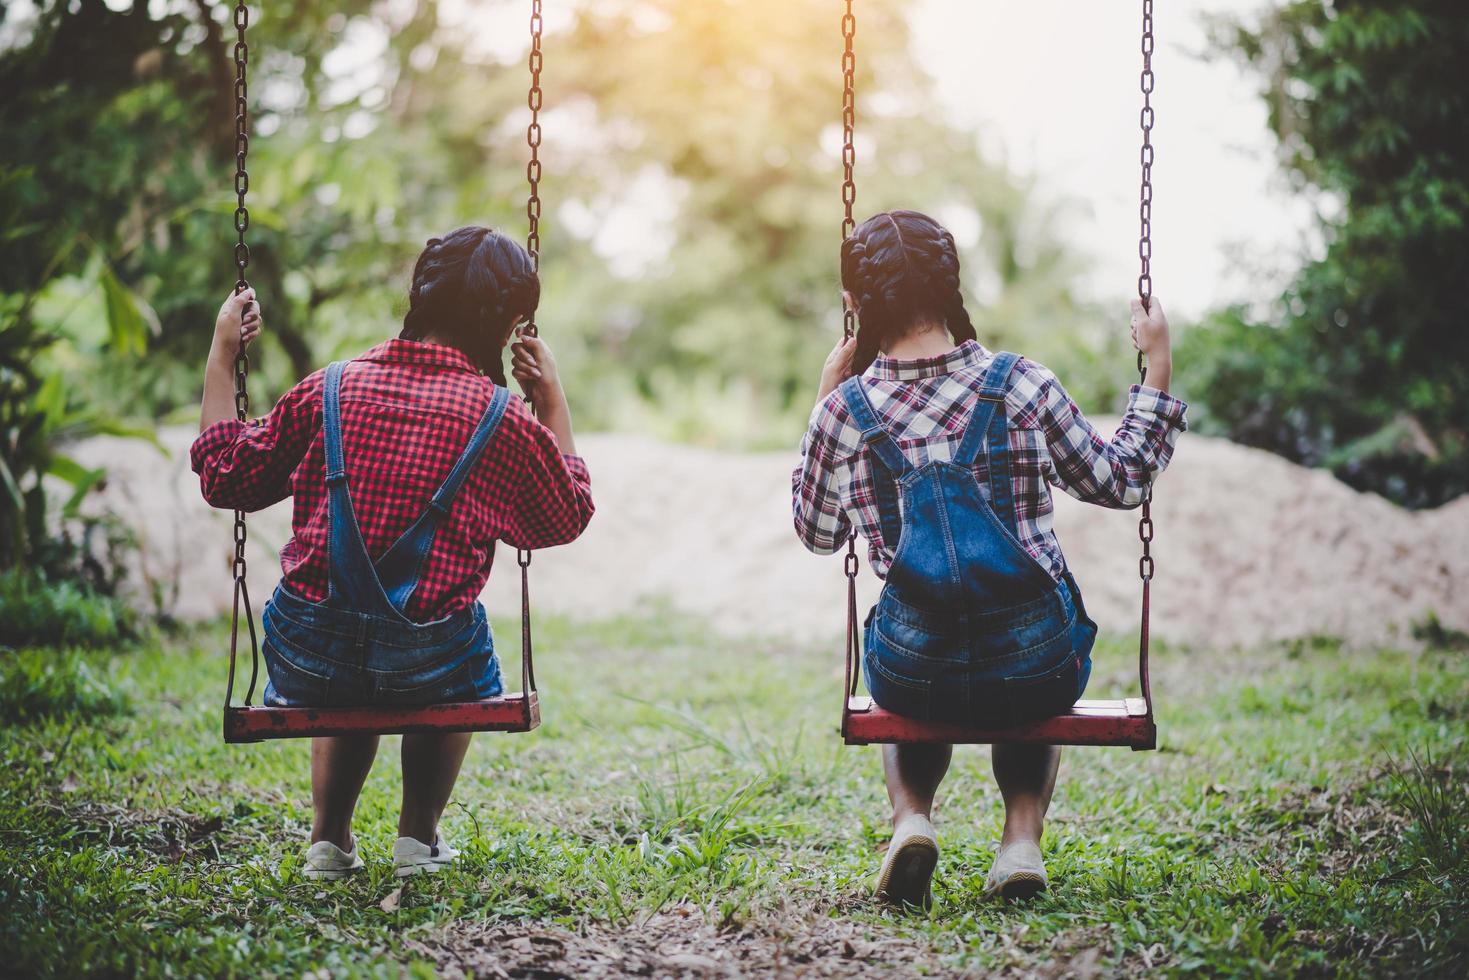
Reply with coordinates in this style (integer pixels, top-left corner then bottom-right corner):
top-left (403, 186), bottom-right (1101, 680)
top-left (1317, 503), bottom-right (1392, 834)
top-left (1, 612), bottom-right (1466, 977)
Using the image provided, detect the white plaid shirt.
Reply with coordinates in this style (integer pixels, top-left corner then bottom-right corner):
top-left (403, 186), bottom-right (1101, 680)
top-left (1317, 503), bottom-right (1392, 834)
top-left (792, 340), bottom-right (1188, 580)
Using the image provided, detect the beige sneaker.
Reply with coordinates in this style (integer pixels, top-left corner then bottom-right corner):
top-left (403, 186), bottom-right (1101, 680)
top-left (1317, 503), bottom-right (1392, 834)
top-left (984, 840), bottom-right (1048, 900)
top-left (392, 833), bottom-right (460, 877)
top-left (875, 815), bottom-right (938, 909)
top-left (302, 840), bottom-right (365, 880)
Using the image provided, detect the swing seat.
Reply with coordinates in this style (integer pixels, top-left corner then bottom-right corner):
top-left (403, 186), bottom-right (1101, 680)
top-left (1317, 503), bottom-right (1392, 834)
top-left (223, 692), bottom-right (539, 743)
top-left (842, 696), bottom-right (1154, 750)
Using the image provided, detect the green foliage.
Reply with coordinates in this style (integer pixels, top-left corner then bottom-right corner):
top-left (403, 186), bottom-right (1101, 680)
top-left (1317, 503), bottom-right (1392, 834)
top-left (0, 648), bottom-right (130, 723)
top-left (1, 274), bottom-right (154, 591)
top-left (1, 0), bottom-right (1122, 452)
top-left (1389, 746), bottom-right (1469, 877)
top-left (0, 618), bottom-right (1464, 975)
top-left (0, 570), bottom-right (137, 650)
top-left (1195, 0), bottom-right (1469, 507)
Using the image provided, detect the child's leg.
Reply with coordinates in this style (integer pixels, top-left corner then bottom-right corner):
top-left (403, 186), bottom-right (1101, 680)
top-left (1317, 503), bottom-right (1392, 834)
top-left (311, 735), bottom-right (381, 849)
top-left (882, 743), bottom-right (953, 825)
top-left (991, 744), bottom-right (1061, 846)
top-left (398, 732), bottom-right (473, 843)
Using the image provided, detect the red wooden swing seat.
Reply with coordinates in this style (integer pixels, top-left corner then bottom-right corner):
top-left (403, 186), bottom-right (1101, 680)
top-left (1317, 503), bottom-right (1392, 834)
top-left (842, 696), bottom-right (1154, 749)
top-left (219, 550), bottom-right (543, 742)
top-left (224, 692), bottom-right (538, 743)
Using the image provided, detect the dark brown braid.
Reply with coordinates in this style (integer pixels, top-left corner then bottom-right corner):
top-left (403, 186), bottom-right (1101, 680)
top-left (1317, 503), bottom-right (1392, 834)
top-left (400, 225), bottom-right (540, 385)
top-left (840, 209), bottom-right (978, 375)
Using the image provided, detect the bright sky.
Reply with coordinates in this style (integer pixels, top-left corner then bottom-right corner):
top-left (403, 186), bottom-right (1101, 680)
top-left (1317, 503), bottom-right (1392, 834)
top-left (911, 0), bottom-right (1319, 319)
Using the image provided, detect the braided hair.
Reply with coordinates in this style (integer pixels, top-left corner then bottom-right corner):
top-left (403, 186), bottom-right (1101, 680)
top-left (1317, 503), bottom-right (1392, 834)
top-left (839, 209), bottom-right (978, 374)
top-left (400, 225), bottom-right (540, 385)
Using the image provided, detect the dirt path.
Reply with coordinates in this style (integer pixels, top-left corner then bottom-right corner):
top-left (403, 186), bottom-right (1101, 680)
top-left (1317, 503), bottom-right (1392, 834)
top-left (80, 427), bottom-right (1467, 650)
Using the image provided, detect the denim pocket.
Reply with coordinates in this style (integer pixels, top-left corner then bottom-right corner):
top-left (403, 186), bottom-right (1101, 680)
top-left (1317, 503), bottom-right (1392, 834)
top-left (373, 659), bottom-right (475, 705)
top-left (864, 647), bottom-right (935, 722)
top-left (262, 636), bottom-right (333, 707)
top-left (1002, 654), bottom-right (1082, 727)
top-left (872, 593), bottom-right (966, 665)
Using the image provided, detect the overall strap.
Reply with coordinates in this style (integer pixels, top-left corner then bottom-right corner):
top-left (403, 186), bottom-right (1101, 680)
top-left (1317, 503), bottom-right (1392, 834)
top-left (953, 350), bottom-right (1022, 531)
top-left (375, 384), bottom-right (513, 612)
top-left (839, 377), bottom-right (908, 554)
top-left (321, 361), bottom-right (398, 616)
top-left (322, 361), bottom-right (349, 486)
top-left (429, 385), bottom-right (512, 517)
top-left (839, 377), bottom-right (911, 476)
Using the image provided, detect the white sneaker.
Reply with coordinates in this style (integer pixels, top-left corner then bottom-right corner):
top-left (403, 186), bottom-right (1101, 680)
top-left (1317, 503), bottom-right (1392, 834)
top-left (302, 840), bottom-right (364, 880)
top-left (984, 840), bottom-right (1048, 900)
top-left (392, 833), bottom-right (460, 877)
top-left (875, 814), bottom-right (938, 909)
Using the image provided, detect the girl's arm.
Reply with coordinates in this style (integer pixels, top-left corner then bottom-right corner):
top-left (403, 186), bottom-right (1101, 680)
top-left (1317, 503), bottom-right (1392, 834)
top-left (1039, 296), bottom-right (1187, 509)
top-left (509, 330), bottom-right (576, 454)
top-left (199, 288), bottom-right (261, 432)
top-left (502, 332), bottom-right (594, 549)
top-left (500, 402), bottom-right (595, 551)
top-left (792, 392), bottom-right (854, 556)
top-left (791, 334), bottom-right (861, 554)
top-left (1130, 296), bottom-right (1171, 393)
top-left (191, 288), bottom-right (314, 512)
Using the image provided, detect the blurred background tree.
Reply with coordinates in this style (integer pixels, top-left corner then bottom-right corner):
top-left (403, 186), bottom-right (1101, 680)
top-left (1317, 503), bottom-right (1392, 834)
top-left (0, 0), bottom-right (1111, 453)
top-left (1180, 0), bottom-right (1469, 507)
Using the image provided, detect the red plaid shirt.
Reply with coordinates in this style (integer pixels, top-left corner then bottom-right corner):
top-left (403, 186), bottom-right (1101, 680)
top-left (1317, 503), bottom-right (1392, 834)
top-left (793, 340), bottom-right (1188, 580)
top-left (191, 339), bottom-right (594, 622)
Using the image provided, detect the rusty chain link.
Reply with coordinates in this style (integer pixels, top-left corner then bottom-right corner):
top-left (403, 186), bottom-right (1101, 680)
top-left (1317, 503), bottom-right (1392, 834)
top-left (516, 0), bottom-right (545, 665)
top-left (1134, 0), bottom-right (1157, 721)
top-left (525, 0), bottom-right (543, 328)
top-left (232, 0), bottom-right (251, 426)
top-left (1137, 0), bottom-right (1155, 371)
top-left (232, 0), bottom-right (251, 583)
top-left (229, 1), bottom-right (260, 706)
top-left (839, 0), bottom-right (861, 699)
top-left (840, 0), bottom-right (857, 346)
top-left (1136, 0), bottom-right (1156, 587)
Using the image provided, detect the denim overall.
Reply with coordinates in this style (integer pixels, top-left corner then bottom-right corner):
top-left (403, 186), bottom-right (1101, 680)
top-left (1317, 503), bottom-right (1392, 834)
top-left (842, 351), bottom-right (1096, 727)
top-left (261, 360), bottom-right (505, 707)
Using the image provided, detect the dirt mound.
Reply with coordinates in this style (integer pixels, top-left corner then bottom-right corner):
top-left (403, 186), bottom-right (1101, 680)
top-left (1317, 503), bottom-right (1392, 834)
top-left (78, 428), bottom-right (1466, 650)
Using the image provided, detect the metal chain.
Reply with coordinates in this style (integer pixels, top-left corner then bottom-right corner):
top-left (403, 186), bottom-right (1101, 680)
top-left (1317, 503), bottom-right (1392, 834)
top-left (232, 0), bottom-right (252, 591)
top-left (516, 0), bottom-right (544, 682)
top-left (228, 1), bottom-right (261, 707)
top-left (840, 0), bottom-right (857, 345)
top-left (840, 0), bottom-right (860, 699)
top-left (1137, 0), bottom-right (1155, 376)
top-left (1136, 0), bottom-right (1156, 587)
top-left (524, 0), bottom-right (543, 334)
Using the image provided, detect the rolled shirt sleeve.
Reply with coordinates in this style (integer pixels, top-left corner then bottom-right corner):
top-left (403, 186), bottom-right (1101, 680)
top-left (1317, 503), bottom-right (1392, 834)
top-left (190, 373), bottom-right (320, 512)
top-left (792, 393), bottom-right (855, 556)
top-left (1038, 366), bottom-right (1189, 509)
top-left (500, 402), bottom-right (595, 550)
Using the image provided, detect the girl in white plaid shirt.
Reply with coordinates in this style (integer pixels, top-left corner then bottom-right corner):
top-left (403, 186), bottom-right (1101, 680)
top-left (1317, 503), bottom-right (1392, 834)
top-left (793, 210), bottom-right (1187, 905)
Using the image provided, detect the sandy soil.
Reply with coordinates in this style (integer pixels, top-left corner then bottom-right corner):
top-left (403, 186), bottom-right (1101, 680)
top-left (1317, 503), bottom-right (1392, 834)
top-left (76, 427), bottom-right (1466, 651)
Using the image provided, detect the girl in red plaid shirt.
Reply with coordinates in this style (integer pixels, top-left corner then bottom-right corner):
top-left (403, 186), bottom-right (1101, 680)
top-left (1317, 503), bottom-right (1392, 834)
top-left (193, 226), bottom-right (593, 879)
top-left (793, 211), bottom-right (1186, 905)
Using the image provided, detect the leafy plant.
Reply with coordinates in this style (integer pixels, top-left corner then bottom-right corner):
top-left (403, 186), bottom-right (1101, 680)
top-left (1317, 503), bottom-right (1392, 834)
top-left (1195, 0), bottom-right (1469, 507)
top-left (0, 569), bottom-right (136, 650)
top-left (0, 647), bottom-right (130, 722)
